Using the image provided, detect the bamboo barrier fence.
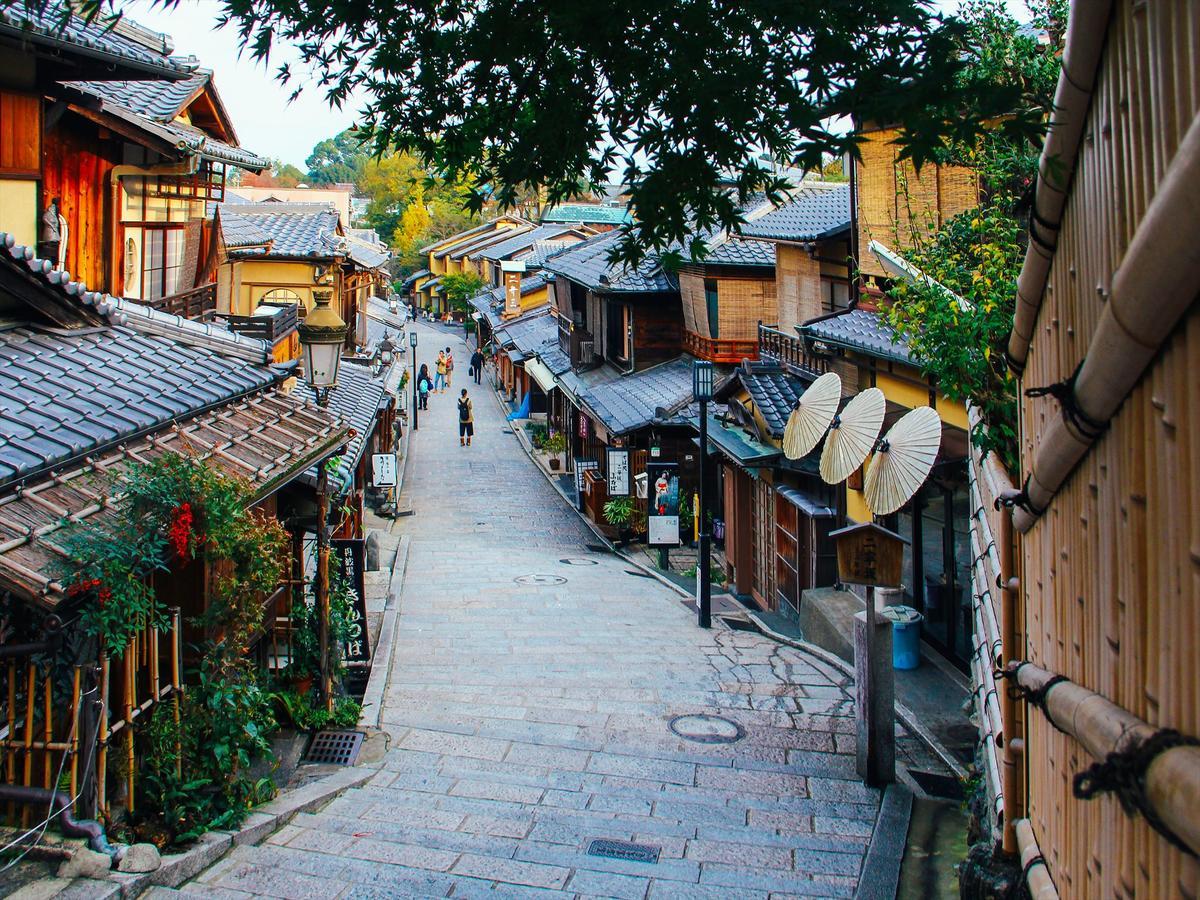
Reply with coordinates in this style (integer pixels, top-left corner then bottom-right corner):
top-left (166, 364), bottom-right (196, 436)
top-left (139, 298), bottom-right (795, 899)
top-left (0, 610), bottom-right (181, 823)
top-left (1013, 0), bottom-right (1200, 895)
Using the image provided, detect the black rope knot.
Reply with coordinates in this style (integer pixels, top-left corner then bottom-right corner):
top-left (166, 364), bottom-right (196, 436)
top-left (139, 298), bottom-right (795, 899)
top-left (1073, 729), bottom-right (1200, 857)
top-left (1024, 361), bottom-right (1108, 442)
top-left (997, 663), bottom-right (1069, 733)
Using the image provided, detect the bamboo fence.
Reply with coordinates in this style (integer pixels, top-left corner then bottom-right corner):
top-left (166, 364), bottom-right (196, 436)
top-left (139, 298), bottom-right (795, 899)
top-left (1015, 0), bottom-right (1200, 895)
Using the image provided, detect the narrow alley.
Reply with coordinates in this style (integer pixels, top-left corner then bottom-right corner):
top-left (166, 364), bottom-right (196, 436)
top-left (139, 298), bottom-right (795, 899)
top-left (182, 321), bottom-right (892, 898)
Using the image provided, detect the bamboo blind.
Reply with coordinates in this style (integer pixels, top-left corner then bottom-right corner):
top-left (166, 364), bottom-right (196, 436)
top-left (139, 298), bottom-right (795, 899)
top-left (679, 271), bottom-right (777, 342)
top-left (1018, 1), bottom-right (1200, 896)
top-left (853, 128), bottom-right (979, 279)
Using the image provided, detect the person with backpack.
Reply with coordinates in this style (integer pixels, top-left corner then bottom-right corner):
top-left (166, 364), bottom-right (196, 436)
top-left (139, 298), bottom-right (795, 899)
top-left (457, 389), bottom-right (474, 447)
top-left (417, 364), bottom-right (432, 410)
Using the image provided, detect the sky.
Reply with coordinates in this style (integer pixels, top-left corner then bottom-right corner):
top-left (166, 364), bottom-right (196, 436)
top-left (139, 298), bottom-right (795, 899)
top-left (122, 0), bottom-right (366, 169)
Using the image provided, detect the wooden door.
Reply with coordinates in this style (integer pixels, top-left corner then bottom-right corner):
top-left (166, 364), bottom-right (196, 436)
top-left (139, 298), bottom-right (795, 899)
top-left (750, 478), bottom-right (775, 610)
top-left (774, 495), bottom-right (800, 613)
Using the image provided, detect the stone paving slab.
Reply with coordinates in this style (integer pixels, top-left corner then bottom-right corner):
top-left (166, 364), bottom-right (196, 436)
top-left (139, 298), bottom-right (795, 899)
top-left (179, 322), bottom-right (892, 898)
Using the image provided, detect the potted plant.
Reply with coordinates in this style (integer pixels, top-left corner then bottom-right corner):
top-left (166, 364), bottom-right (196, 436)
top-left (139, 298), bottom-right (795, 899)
top-left (543, 432), bottom-right (567, 470)
top-left (603, 496), bottom-right (642, 546)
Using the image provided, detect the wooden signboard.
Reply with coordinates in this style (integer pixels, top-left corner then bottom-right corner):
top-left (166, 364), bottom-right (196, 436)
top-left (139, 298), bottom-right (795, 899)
top-left (606, 448), bottom-right (630, 496)
top-left (331, 538), bottom-right (370, 665)
top-left (829, 522), bottom-right (908, 588)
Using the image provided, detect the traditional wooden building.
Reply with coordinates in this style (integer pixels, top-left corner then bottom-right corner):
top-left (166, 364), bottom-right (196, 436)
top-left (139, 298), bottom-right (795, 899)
top-left (0, 232), bottom-right (348, 820)
top-left (415, 215), bottom-right (529, 313)
top-left (979, 2), bottom-right (1200, 895)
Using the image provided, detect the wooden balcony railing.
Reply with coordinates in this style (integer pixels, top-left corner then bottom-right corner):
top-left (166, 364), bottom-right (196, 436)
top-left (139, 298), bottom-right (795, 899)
top-left (757, 322), bottom-right (829, 375)
top-left (131, 282), bottom-right (217, 320)
top-left (682, 330), bottom-right (759, 364)
top-left (224, 302), bottom-right (300, 344)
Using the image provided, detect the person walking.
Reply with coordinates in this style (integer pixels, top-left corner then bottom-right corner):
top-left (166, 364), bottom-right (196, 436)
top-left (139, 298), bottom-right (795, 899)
top-left (417, 364), bottom-right (432, 410)
top-left (470, 347), bottom-right (484, 384)
top-left (457, 389), bottom-right (474, 447)
top-left (445, 347), bottom-right (455, 390)
top-left (434, 351), bottom-right (447, 393)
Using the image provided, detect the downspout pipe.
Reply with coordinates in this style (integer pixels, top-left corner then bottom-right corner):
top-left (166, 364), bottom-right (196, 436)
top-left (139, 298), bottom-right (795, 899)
top-left (0, 785), bottom-right (123, 860)
top-left (1006, 1), bottom-right (1114, 372)
top-left (1012, 112), bottom-right (1200, 532)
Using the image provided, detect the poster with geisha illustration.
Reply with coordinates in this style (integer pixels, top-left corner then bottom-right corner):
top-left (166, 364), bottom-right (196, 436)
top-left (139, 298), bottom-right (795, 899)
top-left (646, 462), bottom-right (680, 546)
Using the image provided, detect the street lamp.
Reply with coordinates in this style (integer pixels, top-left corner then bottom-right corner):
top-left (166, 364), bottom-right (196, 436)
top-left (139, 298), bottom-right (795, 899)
top-left (297, 289), bottom-right (348, 712)
top-left (693, 359), bottom-right (714, 629)
top-left (379, 332), bottom-right (396, 368)
top-left (409, 329), bottom-right (419, 432)
top-left (298, 290), bottom-right (348, 407)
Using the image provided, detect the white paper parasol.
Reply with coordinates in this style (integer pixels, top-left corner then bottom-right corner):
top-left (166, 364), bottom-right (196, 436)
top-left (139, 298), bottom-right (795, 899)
top-left (819, 387), bottom-right (885, 484)
top-left (865, 406), bottom-right (943, 515)
top-left (782, 371), bottom-right (842, 460)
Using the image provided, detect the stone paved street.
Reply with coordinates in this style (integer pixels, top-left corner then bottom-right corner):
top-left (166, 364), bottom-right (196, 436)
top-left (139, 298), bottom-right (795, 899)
top-left (187, 322), bottom-right (886, 898)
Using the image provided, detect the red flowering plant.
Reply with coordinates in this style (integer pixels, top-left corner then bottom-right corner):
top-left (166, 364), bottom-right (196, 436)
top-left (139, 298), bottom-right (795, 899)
top-left (57, 452), bottom-right (287, 656)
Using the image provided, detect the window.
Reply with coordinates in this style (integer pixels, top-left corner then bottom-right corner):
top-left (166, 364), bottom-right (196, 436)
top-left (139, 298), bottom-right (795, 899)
top-left (119, 174), bottom-right (204, 300)
top-left (606, 300), bottom-right (632, 366)
top-left (704, 279), bottom-right (719, 338)
top-left (261, 288), bottom-right (302, 306)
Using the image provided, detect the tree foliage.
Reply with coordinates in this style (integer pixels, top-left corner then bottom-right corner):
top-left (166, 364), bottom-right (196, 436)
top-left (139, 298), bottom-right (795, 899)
top-left (241, 159), bottom-right (307, 188)
top-left (880, 0), bottom-right (1065, 473)
top-left (140, 0), bottom-right (1053, 264)
top-left (440, 272), bottom-right (486, 312)
top-left (305, 128), bottom-right (371, 185)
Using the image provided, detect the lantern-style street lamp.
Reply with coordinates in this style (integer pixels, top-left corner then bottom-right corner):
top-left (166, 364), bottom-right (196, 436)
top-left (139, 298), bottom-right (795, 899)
top-left (297, 289), bottom-right (348, 712)
top-left (298, 290), bottom-right (348, 407)
top-left (379, 332), bottom-right (396, 367)
top-left (693, 360), bottom-right (714, 629)
top-left (409, 329), bottom-right (419, 431)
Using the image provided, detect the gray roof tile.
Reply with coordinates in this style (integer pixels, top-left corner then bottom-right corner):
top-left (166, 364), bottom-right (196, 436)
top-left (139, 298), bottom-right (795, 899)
top-left (477, 225), bottom-right (581, 262)
top-left (543, 231), bottom-right (674, 294)
top-left (219, 204), bottom-right (342, 258)
top-left (740, 183), bottom-right (851, 243)
top-left (0, 3), bottom-right (195, 77)
top-left (802, 308), bottom-right (912, 364)
top-left (737, 365), bottom-right (808, 438)
top-left (574, 356), bottom-right (696, 436)
top-left (297, 361), bottom-right (388, 492)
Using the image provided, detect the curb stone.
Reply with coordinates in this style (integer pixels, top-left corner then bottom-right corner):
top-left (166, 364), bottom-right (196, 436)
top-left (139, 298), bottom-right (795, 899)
top-left (359, 534), bottom-right (410, 730)
top-left (855, 783), bottom-right (914, 900)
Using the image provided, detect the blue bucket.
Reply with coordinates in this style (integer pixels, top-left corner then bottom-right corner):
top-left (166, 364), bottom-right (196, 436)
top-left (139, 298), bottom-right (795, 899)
top-left (881, 605), bottom-right (924, 670)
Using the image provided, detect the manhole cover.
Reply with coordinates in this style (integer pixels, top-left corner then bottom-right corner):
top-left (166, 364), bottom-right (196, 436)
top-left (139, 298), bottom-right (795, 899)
top-left (668, 714), bottom-right (745, 744)
top-left (514, 574), bottom-right (567, 585)
top-left (559, 557), bottom-right (599, 566)
top-left (586, 839), bottom-right (660, 864)
top-left (305, 730), bottom-right (365, 765)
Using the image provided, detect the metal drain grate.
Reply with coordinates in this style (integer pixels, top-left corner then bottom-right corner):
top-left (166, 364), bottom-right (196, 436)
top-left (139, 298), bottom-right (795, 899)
top-left (305, 730), bottom-right (365, 766)
top-left (587, 839), bottom-right (660, 864)
top-left (669, 714), bottom-right (746, 744)
top-left (514, 574), bottom-right (567, 585)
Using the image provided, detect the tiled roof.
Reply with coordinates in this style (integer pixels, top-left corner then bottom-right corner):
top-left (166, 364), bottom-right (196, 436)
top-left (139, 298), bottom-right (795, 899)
top-left (445, 226), bottom-right (531, 261)
top-left (699, 235), bottom-right (776, 268)
top-left (61, 72), bottom-right (267, 171)
top-left (543, 205), bottom-right (632, 226)
top-left (0, 386), bottom-right (347, 606)
top-left (0, 323), bottom-right (280, 485)
top-left (477, 225), bottom-right (580, 262)
top-left (737, 364), bottom-right (809, 438)
top-left (574, 356), bottom-right (697, 436)
top-left (494, 308), bottom-right (557, 357)
top-left (0, 3), bottom-right (195, 78)
top-left (400, 269), bottom-right (432, 289)
top-left (343, 234), bottom-right (391, 270)
top-left (419, 217), bottom-right (532, 255)
top-left (740, 183), bottom-right (851, 243)
top-left (297, 361), bottom-right (388, 493)
top-left (521, 241), bottom-right (576, 268)
top-left (219, 204), bottom-right (342, 259)
top-left (802, 308), bottom-right (912, 364)
top-left (543, 231), bottom-right (674, 294)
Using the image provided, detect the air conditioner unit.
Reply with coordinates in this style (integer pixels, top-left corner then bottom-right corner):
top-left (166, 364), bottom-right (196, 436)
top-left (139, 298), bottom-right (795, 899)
top-left (579, 340), bottom-right (596, 366)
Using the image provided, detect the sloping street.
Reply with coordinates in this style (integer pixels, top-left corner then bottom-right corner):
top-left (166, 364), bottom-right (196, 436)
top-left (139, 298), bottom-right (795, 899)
top-left (182, 321), bottom-right (889, 898)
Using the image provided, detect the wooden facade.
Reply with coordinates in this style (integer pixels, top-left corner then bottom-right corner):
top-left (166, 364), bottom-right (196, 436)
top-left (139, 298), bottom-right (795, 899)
top-left (853, 126), bottom-right (978, 281)
top-left (1011, 1), bottom-right (1200, 895)
top-left (679, 265), bottom-right (774, 363)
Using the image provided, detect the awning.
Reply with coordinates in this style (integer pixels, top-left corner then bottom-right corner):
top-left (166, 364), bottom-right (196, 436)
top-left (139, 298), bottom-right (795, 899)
top-left (775, 484), bottom-right (836, 517)
top-left (704, 415), bottom-right (781, 467)
top-left (0, 387), bottom-right (349, 607)
top-left (523, 357), bottom-right (557, 393)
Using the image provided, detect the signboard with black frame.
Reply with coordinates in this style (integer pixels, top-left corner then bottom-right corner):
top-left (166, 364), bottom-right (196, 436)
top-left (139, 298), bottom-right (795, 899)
top-left (606, 448), bottom-right (630, 497)
top-left (331, 538), bottom-right (371, 665)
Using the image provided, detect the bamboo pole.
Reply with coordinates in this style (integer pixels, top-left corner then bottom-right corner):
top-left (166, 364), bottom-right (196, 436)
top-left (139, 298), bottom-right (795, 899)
top-left (124, 648), bottom-right (134, 813)
top-left (1000, 508), bottom-right (1023, 854)
top-left (6, 661), bottom-right (14, 822)
top-left (22, 666), bottom-right (33, 825)
top-left (69, 666), bottom-right (80, 804)
top-left (1012, 661), bottom-right (1200, 857)
top-left (42, 673), bottom-right (51, 789)
top-left (98, 654), bottom-right (108, 817)
top-left (1016, 818), bottom-right (1060, 900)
top-left (171, 609), bottom-right (181, 780)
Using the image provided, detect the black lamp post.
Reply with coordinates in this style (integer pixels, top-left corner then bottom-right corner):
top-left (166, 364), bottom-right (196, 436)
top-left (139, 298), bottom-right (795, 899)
top-left (297, 289), bottom-right (348, 712)
top-left (409, 329), bottom-right (419, 431)
top-left (694, 359), bottom-right (714, 629)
